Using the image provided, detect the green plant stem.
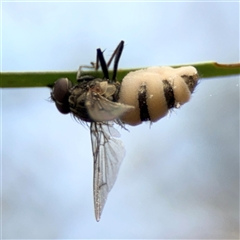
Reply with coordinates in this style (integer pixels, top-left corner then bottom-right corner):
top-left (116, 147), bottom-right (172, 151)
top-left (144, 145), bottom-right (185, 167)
top-left (0, 62), bottom-right (239, 88)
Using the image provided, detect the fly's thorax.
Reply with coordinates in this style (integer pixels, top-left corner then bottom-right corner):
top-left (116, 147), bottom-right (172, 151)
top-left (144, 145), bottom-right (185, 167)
top-left (68, 78), bottom-right (120, 122)
top-left (118, 66), bottom-right (199, 126)
top-left (91, 80), bottom-right (120, 102)
top-left (69, 80), bottom-right (90, 122)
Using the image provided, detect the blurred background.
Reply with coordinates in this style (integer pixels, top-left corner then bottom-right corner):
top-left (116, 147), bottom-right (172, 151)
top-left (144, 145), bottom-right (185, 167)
top-left (1, 1), bottom-right (239, 239)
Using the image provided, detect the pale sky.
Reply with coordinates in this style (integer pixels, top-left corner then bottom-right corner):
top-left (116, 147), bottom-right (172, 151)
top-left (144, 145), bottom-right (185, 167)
top-left (2, 1), bottom-right (239, 239)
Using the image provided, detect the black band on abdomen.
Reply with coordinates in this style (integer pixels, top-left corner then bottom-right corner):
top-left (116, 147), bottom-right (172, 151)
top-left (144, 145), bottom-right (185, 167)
top-left (163, 80), bottom-right (175, 109)
top-left (138, 83), bottom-right (150, 121)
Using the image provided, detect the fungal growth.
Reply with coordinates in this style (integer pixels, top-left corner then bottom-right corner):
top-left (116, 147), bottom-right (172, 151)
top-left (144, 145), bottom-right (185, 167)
top-left (118, 66), bottom-right (199, 125)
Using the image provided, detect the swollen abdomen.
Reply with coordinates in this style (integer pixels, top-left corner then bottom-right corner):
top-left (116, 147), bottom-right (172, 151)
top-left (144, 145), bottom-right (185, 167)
top-left (118, 66), bottom-right (199, 126)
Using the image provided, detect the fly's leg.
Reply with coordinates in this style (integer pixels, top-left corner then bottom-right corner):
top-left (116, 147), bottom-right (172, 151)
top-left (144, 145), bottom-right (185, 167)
top-left (76, 63), bottom-right (96, 80)
top-left (108, 40), bottom-right (124, 81)
top-left (76, 40), bottom-right (124, 82)
top-left (94, 40), bottom-right (125, 81)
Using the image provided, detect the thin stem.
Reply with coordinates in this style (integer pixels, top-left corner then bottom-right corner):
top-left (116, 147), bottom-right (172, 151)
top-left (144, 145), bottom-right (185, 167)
top-left (0, 62), bottom-right (239, 88)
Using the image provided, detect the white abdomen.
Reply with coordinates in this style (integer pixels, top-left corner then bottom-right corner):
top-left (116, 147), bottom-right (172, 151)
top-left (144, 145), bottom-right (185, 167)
top-left (118, 66), bottom-right (199, 126)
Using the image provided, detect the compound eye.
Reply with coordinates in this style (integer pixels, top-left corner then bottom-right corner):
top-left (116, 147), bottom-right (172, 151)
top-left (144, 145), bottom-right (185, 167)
top-left (52, 78), bottom-right (72, 114)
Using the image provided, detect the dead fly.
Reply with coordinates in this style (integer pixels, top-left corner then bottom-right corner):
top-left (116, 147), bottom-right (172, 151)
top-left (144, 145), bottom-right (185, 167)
top-left (51, 41), bottom-right (199, 221)
top-left (51, 41), bottom-right (133, 221)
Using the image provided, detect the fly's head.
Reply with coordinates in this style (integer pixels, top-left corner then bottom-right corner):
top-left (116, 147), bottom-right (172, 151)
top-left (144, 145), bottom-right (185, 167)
top-left (51, 78), bottom-right (72, 114)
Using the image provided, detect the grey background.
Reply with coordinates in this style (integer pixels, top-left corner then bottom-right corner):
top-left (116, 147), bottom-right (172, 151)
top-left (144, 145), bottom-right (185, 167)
top-left (2, 1), bottom-right (239, 239)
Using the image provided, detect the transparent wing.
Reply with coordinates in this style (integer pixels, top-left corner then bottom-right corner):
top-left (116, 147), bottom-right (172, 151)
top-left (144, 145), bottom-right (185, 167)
top-left (90, 121), bottom-right (125, 221)
top-left (86, 90), bottom-right (134, 122)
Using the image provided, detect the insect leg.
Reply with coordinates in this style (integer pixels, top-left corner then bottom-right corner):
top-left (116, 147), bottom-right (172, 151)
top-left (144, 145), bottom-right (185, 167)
top-left (77, 41), bottom-right (124, 81)
top-left (111, 41), bottom-right (124, 81)
top-left (76, 63), bottom-right (95, 80)
top-left (96, 48), bottom-right (109, 80)
top-left (96, 41), bottom-right (124, 81)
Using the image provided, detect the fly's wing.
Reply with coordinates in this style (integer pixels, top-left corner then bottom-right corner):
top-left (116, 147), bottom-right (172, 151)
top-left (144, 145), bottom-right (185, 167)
top-left (86, 90), bottom-right (134, 122)
top-left (90, 122), bottom-right (125, 221)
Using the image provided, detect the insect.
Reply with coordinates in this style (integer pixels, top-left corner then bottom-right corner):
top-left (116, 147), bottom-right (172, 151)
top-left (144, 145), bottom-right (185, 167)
top-left (51, 41), bottom-right (199, 221)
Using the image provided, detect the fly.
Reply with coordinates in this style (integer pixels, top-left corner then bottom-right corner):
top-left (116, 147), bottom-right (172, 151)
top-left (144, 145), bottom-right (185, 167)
top-left (51, 40), bottom-right (199, 221)
top-left (51, 41), bottom-right (133, 221)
